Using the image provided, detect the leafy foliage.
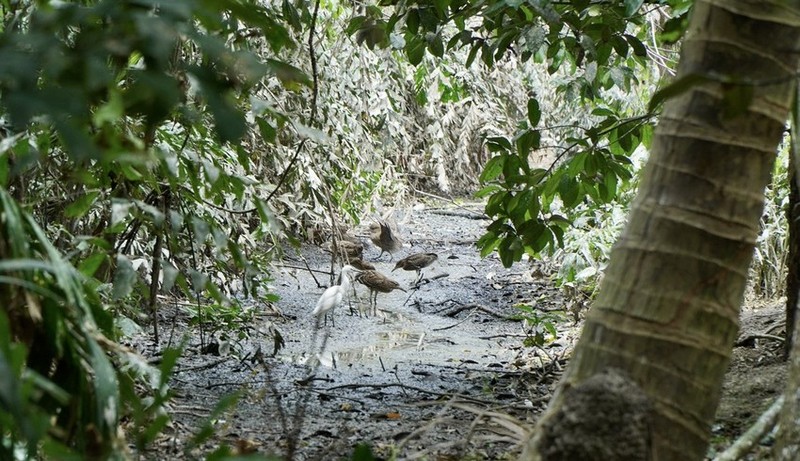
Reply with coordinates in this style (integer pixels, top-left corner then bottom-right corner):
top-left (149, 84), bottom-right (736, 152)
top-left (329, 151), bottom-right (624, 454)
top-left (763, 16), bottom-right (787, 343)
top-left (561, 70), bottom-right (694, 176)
top-left (0, 186), bottom-right (141, 459)
top-left (0, 0), bottom-right (310, 456)
top-left (753, 143), bottom-right (790, 298)
top-left (346, 0), bottom-right (694, 265)
top-left (512, 304), bottom-right (566, 348)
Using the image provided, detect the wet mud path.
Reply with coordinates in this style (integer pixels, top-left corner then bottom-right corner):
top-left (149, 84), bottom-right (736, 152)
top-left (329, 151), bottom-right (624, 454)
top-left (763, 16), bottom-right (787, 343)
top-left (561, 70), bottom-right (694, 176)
top-left (136, 200), bottom-right (789, 460)
top-left (146, 201), bottom-right (573, 460)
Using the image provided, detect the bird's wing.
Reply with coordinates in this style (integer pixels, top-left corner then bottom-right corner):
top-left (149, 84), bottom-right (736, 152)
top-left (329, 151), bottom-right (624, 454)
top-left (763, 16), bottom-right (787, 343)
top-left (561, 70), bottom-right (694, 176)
top-left (313, 286), bottom-right (341, 315)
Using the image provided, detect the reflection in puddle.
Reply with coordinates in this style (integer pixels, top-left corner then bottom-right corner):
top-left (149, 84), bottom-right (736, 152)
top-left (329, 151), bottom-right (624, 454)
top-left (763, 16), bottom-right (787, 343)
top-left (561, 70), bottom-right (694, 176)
top-left (330, 329), bottom-right (424, 366)
top-left (289, 329), bottom-right (430, 368)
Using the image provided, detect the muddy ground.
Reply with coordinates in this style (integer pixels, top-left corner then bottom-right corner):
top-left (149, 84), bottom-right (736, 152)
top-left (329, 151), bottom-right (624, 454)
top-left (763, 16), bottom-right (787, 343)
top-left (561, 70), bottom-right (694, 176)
top-left (132, 200), bottom-right (788, 460)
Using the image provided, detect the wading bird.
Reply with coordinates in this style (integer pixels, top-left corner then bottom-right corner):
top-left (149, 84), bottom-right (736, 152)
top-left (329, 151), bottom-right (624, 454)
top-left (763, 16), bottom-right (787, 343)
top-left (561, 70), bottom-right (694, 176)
top-left (323, 239), bottom-right (364, 261)
top-left (393, 252), bottom-right (438, 284)
top-left (346, 257), bottom-right (376, 271)
top-left (312, 265), bottom-right (361, 327)
top-left (356, 270), bottom-right (405, 315)
top-left (369, 220), bottom-right (403, 261)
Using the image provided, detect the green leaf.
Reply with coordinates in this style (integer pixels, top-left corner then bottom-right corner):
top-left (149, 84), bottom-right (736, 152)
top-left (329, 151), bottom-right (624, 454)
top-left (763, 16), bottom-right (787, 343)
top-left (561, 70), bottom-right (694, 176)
top-left (516, 130), bottom-right (541, 158)
top-left (623, 0), bottom-right (644, 17)
top-left (282, 0), bottom-right (302, 30)
top-left (477, 231), bottom-right (500, 257)
top-left (486, 191), bottom-right (509, 216)
top-left (648, 73), bottom-right (710, 112)
top-left (345, 16), bottom-right (367, 35)
top-left (558, 175), bottom-right (580, 208)
top-left (257, 118), bottom-right (277, 143)
top-left (527, 98), bottom-right (541, 127)
top-left (660, 15), bottom-right (688, 44)
top-left (208, 97), bottom-right (246, 143)
top-left (265, 59), bottom-right (312, 88)
top-left (480, 156), bottom-right (505, 183)
top-left (503, 154), bottom-right (523, 182)
top-left (428, 35), bottom-right (444, 58)
top-left (610, 35), bottom-right (629, 57)
top-left (624, 34), bottom-right (647, 57)
top-left (474, 184), bottom-right (502, 198)
top-left (406, 36), bottom-right (426, 65)
top-left (485, 136), bottom-right (512, 152)
top-left (352, 443), bottom-right (376, 461)
top-left (78, 253), bottom-right (106, 278)
top-left (112, 255), bottom-right (136, 300)
top-left (64, 191), bottom-right (100, 218)
top-left (465, 42), bottom-right (481, 67)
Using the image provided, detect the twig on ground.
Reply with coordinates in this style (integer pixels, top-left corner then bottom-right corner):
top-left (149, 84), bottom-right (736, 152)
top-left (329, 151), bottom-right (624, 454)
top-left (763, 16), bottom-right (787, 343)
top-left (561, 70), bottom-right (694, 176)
top-left (174, 357), bottom-right (232, 373)
top-left (734, 333), bottom-right (785, 347)
top-left (713, 396), bottom-right (783, 461)
top-left (435, 302), bottom-right (518, 320)
top-left (434, 307), bottom-right (478, 331)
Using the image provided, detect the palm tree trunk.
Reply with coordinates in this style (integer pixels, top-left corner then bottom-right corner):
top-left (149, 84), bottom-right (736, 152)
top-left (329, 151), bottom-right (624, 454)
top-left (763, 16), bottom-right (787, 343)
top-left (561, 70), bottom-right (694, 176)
top-left (524, 1), bottom-right (800, 460)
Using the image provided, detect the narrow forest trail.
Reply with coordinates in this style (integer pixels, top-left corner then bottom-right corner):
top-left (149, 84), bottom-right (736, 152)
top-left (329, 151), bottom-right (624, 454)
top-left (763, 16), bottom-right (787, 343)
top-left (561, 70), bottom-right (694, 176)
top-left (149, 201), bottom-right (571, 460)
top-left (142, 200), bottom-right (787, 461)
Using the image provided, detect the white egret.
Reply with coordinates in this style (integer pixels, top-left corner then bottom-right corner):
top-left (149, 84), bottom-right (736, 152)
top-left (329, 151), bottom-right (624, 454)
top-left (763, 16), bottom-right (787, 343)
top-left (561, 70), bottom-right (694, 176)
top-left (312, 265), bottom-right (361, 327)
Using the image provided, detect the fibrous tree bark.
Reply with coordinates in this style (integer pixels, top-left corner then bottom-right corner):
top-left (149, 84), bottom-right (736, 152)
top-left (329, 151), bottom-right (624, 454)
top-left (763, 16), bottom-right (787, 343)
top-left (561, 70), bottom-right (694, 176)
top-left (524, 1), bottom-right (800, 460)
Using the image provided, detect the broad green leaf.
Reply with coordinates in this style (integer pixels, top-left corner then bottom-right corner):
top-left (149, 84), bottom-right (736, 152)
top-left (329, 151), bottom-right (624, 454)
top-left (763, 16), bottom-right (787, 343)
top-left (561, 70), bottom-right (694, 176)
top-left (204, 91), bottom-right (246, 144)
top-left (527, 168), bottom-right (548, 186)
top-left (112, 254), bottom-right (136, 300)
top-left (477, 231), bottom-right (500, 257)
top-left (527, 98), bottom-right (541, 127)
top-left (406, 36), bottom-right (426, 65)
top-left (623, 0), bottom-right (644, 17)
top-left (64, 191), bottom-right (100, 218)
top-left (265, 59), bottom-right (312, 88)
top-left (282, 0), bottom-right (302, 30)
top-left (486, 136), bottom-right (512, 152)
top-left (428, 35), bottom-right (445, 58)
top-left (465, 42), bottom-right (481, 67)
top-left (558, 175), bottom-right (580, 208)
top-left (486, 191), bottom-right (509, 216)
top-left (624, 34), bottom-right (646, 57)
top-left (503, 154), bottom-right (523, 182)
top-left (92, 90), bottom-right (124, 126)
top-left (78, 253), bottom-right (106, 278)
top-left (474, 184), bottom-right (502, 198)
top-left (610, 35), bottom-right (629, 57)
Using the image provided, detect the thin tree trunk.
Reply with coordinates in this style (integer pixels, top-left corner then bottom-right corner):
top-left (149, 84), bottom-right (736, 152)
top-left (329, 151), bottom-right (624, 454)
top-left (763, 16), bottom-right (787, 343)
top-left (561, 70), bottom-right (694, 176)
top-left (524, 1), bottom-right (800, 460)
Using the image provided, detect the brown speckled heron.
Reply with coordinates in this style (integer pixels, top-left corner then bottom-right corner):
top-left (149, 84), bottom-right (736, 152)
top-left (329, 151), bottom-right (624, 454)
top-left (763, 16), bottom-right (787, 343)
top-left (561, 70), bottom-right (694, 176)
top-left (393, 252), bottom-right (438, 284)
top-left (356, 269), bottom-right (405, 315)
top-left (369, 220), bottom-right (403, 261)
